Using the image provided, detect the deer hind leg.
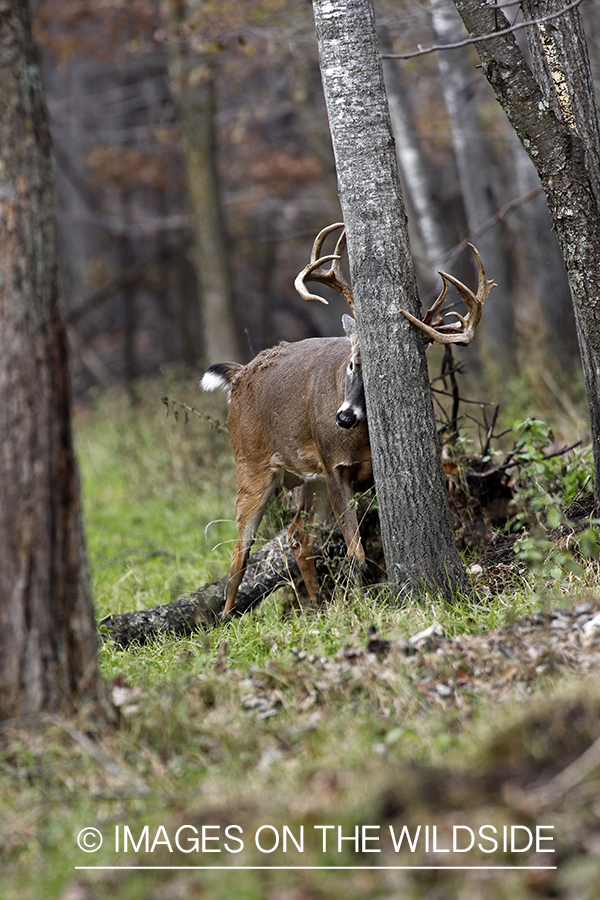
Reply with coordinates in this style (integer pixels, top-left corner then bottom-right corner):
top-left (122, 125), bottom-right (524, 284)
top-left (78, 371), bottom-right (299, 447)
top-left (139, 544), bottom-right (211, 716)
top-left (287, 478), bottom-right (331, 604)
top-left (223, 469), bottom-right (278, 616)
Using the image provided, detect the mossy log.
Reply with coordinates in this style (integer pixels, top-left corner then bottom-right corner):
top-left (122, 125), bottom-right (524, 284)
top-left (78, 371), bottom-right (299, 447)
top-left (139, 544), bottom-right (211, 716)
top-left (100, 529), bottom-right (302, 648)
top-left (99, 503), bottom-right (387, 648)
top-left (98, 468), bottom-right (519, 650)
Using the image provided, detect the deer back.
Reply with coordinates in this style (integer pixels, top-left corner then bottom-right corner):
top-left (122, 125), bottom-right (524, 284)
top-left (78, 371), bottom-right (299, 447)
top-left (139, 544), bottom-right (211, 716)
top-left (227, 337), bottom-right (371, 482)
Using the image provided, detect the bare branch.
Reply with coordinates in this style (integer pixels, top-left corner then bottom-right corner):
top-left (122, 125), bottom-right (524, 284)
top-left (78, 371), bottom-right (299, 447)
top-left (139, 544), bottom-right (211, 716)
top-left (381, 0), bottom-right (585, 61)
top-left (481, 404), bottom-right (500, 458)
top-left (437, 187), bottom-right (543, 266)
top-left (430, 386), bottom-right (497, 406)
top-left (161, 395), bottom-right (228, 434)
top-left (469, 441), bottom-right (582, 478)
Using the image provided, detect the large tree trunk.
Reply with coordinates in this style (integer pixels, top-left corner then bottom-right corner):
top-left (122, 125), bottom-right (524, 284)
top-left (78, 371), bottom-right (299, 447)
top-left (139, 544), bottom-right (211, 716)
top-left (163, 1), bottom-right (242, 364)
top-left (0, 1), bottom-right (109, 720)
top-left (521, 0), bottom-right (599, 375)
top-left (311, 0), bottom-right (468, 600)
top-left (452, 0), bottom-right (600, 508)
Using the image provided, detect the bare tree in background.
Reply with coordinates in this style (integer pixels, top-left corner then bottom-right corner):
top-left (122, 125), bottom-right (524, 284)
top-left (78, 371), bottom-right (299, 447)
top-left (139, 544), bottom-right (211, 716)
top-left (507, 129), bottom-right (576, 369)
top-left (0, 0), bottom-right (110, 720)
top-left (162, 0), bottom-right (242, 363)
top-left (380, 25), bottom-right (448, 294)
top-left (312, 0), bottom-right (469, 600)
top-left (430, 0), bottom-right (514, 361)
top-left (452, 0), bottom-right (600, 506)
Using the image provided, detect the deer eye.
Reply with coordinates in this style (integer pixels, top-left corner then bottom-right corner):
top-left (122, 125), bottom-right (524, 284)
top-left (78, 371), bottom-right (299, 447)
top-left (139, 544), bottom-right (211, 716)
top-left (348, 361), bottom-right (354, 372)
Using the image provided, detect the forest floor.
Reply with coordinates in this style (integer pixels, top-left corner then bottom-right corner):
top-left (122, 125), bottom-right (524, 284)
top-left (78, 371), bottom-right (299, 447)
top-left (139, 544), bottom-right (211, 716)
top-left (2, 374), bottom-right (600, 900)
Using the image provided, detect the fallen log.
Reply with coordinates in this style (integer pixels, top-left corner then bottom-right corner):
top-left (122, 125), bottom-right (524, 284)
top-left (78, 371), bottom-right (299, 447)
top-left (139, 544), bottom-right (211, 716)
top-left (100, 529), bottom-right (301, 648)
top-left (98, 458), bottom-right (519, 650)
top-left (100, 499), bottom-right (386, 649)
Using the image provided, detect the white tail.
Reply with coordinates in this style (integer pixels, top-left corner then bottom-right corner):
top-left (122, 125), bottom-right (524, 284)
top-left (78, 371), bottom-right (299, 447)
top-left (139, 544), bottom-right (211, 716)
top-left (200, 364), bottom-right (239, 401)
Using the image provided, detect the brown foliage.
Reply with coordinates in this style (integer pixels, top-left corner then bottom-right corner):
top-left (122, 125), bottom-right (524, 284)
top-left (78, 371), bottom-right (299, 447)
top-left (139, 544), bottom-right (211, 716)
top-left (86, 144), bottom-right (182, 192)
top-left (34, 0), bottom-right (159, 64)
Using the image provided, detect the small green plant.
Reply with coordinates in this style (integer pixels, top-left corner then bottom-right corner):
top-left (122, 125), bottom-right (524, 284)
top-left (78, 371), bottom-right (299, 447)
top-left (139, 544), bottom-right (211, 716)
top-left (509, 418), bottom-right (597, 582)
top-left (511, 417), bottom-right (593, 515)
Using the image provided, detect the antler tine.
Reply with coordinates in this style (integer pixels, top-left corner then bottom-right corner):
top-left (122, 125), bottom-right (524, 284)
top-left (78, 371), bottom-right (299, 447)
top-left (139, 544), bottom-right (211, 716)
top-left (422, 274), bottom-right (449, 327)
top-left (400, 243), bottom-right (495, 346)
top-left (467, 241), bottom-right (496, 307)
top-left (309, 221), bottom-right (344, 262)
top-left (294, 223), bottom-right (354, 312)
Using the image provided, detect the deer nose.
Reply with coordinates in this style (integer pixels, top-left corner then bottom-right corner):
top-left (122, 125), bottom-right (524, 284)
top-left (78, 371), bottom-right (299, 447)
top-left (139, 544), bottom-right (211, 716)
top-left (336, 407), bottom-right (358, 429)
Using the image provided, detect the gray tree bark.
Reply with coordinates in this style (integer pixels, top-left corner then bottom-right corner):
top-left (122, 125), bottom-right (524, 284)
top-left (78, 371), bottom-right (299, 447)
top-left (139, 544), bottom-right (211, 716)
top-left (163, 1), bottom-right (242, 364)
top-left (521, 0), bottom-right (597, 372)
top-left (452, 0), bottom-right (600, 508)
top-left (0, 1), bottom-right (111, 720)
top-left (312, 0), bottom-right (468, 600)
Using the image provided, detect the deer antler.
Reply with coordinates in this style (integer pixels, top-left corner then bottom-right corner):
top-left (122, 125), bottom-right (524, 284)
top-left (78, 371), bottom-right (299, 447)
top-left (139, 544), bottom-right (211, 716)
top-left (294, 222), bottom-right (354, 313)
top-left (400, 243), bottom-right (495, 346)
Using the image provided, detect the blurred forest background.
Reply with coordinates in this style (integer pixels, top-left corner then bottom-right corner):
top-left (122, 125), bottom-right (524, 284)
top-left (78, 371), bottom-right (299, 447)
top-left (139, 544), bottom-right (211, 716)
top-left (33, 0), bottom-right (600, 399)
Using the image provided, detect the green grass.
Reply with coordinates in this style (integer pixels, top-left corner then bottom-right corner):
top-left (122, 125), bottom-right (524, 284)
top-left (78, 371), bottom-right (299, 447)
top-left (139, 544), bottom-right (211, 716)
top-left (2, 373), bottom-right (599, 900)
top-left (78, 379), bottom-right (238, 619)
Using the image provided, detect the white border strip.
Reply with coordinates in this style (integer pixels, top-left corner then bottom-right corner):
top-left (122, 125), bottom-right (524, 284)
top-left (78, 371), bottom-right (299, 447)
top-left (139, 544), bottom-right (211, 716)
top-left (76, 865), bottom-right (557, 871)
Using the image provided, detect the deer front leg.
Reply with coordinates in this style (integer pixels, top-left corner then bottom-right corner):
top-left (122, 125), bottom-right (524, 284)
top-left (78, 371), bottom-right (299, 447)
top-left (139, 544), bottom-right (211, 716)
top-left (223, 470), bottom-right (278, 617)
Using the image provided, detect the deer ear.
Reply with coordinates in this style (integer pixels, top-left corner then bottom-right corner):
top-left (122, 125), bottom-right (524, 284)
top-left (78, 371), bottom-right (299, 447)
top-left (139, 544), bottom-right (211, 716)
top-left (342, 313), bottom-right (356, 337)
top-left (342, 314), bottom-right (359, 350)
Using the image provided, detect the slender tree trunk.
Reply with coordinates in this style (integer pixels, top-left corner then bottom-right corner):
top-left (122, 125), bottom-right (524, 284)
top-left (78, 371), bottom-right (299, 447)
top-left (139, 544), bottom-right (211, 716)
top-left (379, 28), bottom-right (447, 294)
top-left (120, 190), bottom-right (138, 398)
top-left (163, 1), bottom-right (242, 364)
top-left (508, 131), bottom-right (576, 368)
top-left (452, 0), bottom-right (600, 508)
top-left (0, 1), bottom-right (111, 720)
top-left (312, 0), bottom-right (468, 600)
top-left (431, 0), bottom-right (514, 361)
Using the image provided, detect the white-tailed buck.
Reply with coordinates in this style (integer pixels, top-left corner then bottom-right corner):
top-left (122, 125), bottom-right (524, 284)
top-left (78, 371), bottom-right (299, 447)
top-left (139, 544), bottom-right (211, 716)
top-left (202, 223), bottom-right (494, 616)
